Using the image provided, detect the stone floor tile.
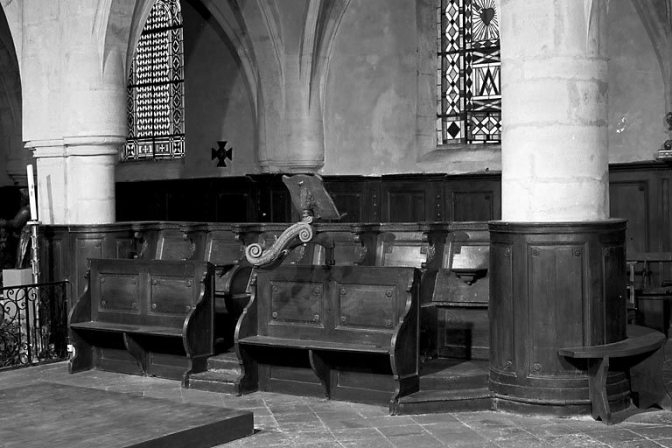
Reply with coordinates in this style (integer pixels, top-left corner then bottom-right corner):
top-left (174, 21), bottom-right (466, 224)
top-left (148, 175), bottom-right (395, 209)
top-left (626, 426), bottom-right (672, 440)
top-left (410, 412), bottom-right (463, 425)
top-left (330, 427), bottom-right (387, 441)
top-left (385, 433), bottom-right (445, 448)
top-left (543, 433), bottom-right (609, 447)
top-left (523, 423), bottom-right (590, 438)
top-left (340, 438), bottom-right (395, 447)
top-left (476, 425), bottom-right (535, 442)
top-left (493, 437), bottom-right (554, 447)
top-left (580, 427), bottom-right (642, 444)
top-left (377, 423), bottom-right (427, 437)
top-left (609, 440), bottom-right (669, 448)
top-left (286, 429), bottom-right (339, 444)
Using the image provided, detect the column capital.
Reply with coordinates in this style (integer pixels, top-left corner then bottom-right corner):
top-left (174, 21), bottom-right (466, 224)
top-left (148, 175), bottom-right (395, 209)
top-left (25, 135), bottom-right (125, 158)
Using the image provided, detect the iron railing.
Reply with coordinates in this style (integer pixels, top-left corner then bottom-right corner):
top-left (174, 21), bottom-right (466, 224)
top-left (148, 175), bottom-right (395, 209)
top-left (0, 281), bottom-right (69, 369)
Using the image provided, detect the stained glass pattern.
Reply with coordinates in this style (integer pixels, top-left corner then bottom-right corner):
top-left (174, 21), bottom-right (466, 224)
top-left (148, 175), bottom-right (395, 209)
top-left (124, 0), bottom-right (185, 161)
top-left (437, 0), bottom-right (501, 145)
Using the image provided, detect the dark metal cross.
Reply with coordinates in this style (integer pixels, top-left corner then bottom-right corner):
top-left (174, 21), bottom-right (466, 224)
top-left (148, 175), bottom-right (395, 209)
top-left (211, 141), bottom-right (233, 167)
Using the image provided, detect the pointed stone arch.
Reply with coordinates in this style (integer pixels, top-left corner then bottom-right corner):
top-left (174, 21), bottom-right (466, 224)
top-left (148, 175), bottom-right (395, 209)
top-left (0, 1), bottom-right (23, 186)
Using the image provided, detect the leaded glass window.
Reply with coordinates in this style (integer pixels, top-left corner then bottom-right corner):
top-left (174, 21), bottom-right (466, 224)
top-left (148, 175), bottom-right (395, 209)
top-left (437, 0), bottom-right (501, 145)
top-left (124, 0), bottom-right (185, 161)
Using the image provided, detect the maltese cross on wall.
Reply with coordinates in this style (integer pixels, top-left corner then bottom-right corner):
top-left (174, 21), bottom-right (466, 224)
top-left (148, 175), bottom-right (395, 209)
top-left (211, 141), bottom-right (233, 167)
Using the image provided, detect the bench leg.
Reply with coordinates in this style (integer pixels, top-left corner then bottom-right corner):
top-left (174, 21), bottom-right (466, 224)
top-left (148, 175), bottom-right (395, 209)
top-left (123, 333), bottom-right (148, 374)
top-left (235, 344), bottom-right (259, 395)
top-left (68, 330), bottom-right (93, 374)
top-left (630, 347), bottom-right (672, 412)
top-left (587, 356), bottom-right (611, 423)
top-left (309, 350), bottom-right (330, 399)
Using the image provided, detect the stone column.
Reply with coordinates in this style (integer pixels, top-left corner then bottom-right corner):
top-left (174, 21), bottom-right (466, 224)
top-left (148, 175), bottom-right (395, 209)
top-left (489, 0), bottom-right (629, 416)
top-left (501, 1), bottom-right (609, 221)
top-left (21, 1), bottom-right (127, 225)
top-left (27, 137), bottom-right (122, 225)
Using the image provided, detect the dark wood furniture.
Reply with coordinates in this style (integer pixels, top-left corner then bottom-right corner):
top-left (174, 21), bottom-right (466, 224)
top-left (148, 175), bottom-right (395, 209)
top-left (430, 222), bottom-right (490, 359)
top-left (68, 258), bottom-right (215, 386)
top-left (559, 324), bottom-right (672, 423)
top-left (235, 265), bottom-right (421, 409)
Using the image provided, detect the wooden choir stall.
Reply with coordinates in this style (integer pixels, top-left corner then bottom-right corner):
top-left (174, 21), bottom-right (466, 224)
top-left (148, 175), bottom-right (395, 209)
top-left (41, 174), bottom-right (672, 421)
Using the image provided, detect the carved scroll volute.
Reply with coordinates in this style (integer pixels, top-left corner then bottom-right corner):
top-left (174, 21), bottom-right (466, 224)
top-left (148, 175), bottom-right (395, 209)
top-left (245, 220), bottom-right (315, 268)
top-left (133, 231), bottom-right (147, 259)
top-left (353, 233), bottom-right (368, 266)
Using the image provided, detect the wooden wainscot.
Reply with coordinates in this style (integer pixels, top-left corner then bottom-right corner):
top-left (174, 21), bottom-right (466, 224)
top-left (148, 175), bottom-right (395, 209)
top-left (68, 258), bottom-right (215, 386)
top-left (431, 222), bottom-right (490, 359)
top-left (235, 265), bottom-right (421, 410)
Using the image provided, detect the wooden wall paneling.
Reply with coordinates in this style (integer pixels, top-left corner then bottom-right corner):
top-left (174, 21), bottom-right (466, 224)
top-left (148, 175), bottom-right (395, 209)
top-left (63, 224), bottom-right (136, 303)
top-left (216, 191), bottom-right (254, 222)
top-left (609, 179), bottom-right (650, 255)
top-left (0, 186), bottom-right (21, 220)
top-left (213, 177), bottom-right (257, 222)
top-left (323, 178), bottom-right (370, 223)
top-left (116, 181), bottom-right (167, 222)
top-left (39, 225), bottom-right (70, 285)
top-left (380, 175), bottom-right (444, 222)
top-left (164, 179), bottom-right (211, 222)
top-left (444, 173), bottom-right (501, 222)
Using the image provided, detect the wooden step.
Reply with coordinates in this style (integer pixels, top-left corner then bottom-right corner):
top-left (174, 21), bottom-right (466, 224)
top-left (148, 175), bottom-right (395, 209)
top-left (188, 370), bottom-right (240, 394)
top-left (206, 351), bottom-right (240, 372)
top-left (419, 357), bottom-right (489, 390)
top-left (188, 351), bottom-right (241, 394)
top-left (393, 387), bottom-right (494, 415)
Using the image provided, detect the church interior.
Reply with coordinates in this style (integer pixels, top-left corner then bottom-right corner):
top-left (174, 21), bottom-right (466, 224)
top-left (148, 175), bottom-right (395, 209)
top-left (5, 0), bottom-right (672, 446)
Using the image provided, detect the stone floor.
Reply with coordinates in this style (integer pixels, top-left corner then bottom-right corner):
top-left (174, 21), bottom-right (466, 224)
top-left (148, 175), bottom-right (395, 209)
top-left (4, 350), bottom-right (672, 448)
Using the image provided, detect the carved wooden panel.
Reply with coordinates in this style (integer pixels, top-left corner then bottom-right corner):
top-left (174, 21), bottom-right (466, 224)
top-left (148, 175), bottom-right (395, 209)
top-left (74, 237), bottom-right (105, 297)
top-left (609, 181), bottom-right (649, 255)
top-left (336, 283), bottom-right (396, 329)
top-left (156, 231), bottom-right (194, 261)
top-left (96, 274), bottom-right (140, 315)
top-left (149, 276), bottom-right (195, 315)
top-left (269, 281), bottom-right (324, 325)
top-left (528, 245), bottom-right (584, 377)
top-left (206, 235), bottom-right (242, 265)
top-left (602, 245), bottom-right (627, 344)
top-left (489, 243), bottom-right (514, 374)
top-left (444, 176), bottom-right (501, 222)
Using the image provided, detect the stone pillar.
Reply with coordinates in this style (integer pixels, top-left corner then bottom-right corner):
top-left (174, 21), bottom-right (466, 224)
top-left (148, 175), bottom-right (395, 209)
top-left (20, 1), bottom-right (127, 225)
top-left (489, 0), bottom-right (629, 415)
top-left (501, 1), bottom-right (609, 222)
top-left (27, 137), bottom-right (122, 225)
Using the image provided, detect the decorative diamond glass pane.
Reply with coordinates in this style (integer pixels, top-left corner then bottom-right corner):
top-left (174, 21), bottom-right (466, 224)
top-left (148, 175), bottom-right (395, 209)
top-left (124, 0), bottom-right (185, 161)
top-left (437, 0), bottom-right (501, 145)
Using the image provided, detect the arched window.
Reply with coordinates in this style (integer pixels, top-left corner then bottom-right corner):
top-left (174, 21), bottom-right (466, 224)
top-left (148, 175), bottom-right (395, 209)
top-left (124, 0), bottom-right (185, 161)
top-left (437, 0), bottom-right (501, 145)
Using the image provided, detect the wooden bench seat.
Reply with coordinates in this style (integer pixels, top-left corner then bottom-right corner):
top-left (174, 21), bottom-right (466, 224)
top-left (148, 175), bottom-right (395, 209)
top-left (559, 324), bottom-right (672, 423)
top-left (235, 265), bottom-right (421, 409)
top-left (70, 321), bottom-right (185, 338)
top-left (238, 335), bottom-right (392, 353)
top-left (68, 258), bottom-right (215, 386)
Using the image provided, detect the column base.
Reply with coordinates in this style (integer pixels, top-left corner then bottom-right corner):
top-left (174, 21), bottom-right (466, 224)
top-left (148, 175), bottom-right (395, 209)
top-left (488, 219), bottom-right (629, 414)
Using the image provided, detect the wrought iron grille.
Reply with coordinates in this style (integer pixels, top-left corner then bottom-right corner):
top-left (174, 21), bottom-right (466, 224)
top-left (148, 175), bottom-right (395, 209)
top-left (0, 281), bottom-right (69, 369)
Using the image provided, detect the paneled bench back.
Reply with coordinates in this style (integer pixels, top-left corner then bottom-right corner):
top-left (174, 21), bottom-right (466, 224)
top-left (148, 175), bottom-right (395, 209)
top-left (68, 258), bottom-right (214, 385)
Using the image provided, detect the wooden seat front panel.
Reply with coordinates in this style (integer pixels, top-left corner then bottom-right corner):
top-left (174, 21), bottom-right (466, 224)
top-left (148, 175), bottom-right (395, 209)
top-left (254, 266), bottom-right (416, 348)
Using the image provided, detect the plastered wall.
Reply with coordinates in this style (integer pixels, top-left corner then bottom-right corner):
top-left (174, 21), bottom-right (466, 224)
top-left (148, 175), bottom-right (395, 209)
top-left (81, 0), bottom-right (672, 182)
top-left (607, 0), bottom-right (666, 163)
